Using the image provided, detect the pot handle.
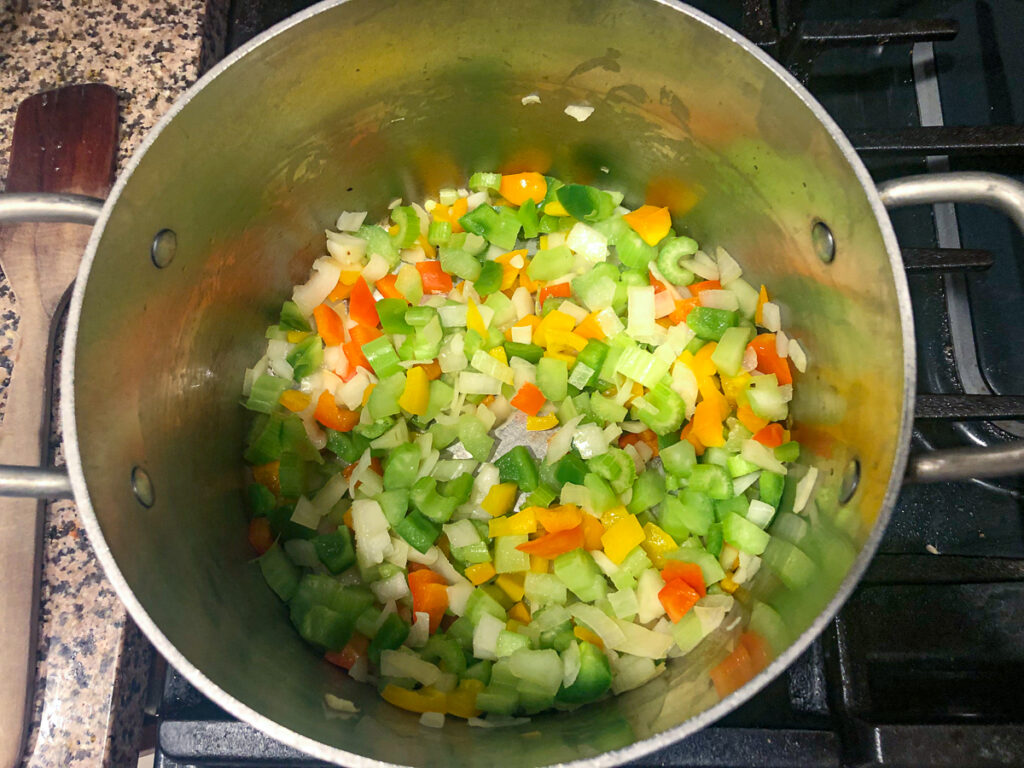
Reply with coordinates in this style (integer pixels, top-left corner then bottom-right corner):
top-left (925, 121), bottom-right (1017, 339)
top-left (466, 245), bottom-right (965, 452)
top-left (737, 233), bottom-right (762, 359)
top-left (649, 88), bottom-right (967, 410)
top-left (0, 192), bottom-right (102, 500)
top-left (878, 171), bottom-right (1024, 483)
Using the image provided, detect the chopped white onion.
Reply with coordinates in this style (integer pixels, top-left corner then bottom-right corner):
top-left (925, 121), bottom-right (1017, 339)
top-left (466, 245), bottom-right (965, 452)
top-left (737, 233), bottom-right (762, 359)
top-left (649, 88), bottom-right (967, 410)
top-left (510, 324), bottom-right (532, 344)
top-left (564, 103), bottom-right (595, 122)
top-left (385, 536), bottom-right (409, 569)
top-left (266, 339), bottom-right (294, 380)
top-left (471, 350), bottom-right (514, 385)
top-left (446, 581), bottom-right (474, 616)
top-left (293, 257), bottom-right (344, 315)
top-left (747, 499), bottom-right (776, 528)
top-left (636, 568), bottom-right (667, 623)
top-left (741, 439), bottom-right (788, 475)
top-left (793, 466), bottom-right (819, 514)
top-left (361, 252), bottom-right (390, 284)
top-left (733, 552), bottom-right (762, 585)
top-left (290, 496), bottom-right (322, 529)
top-left (715, 246), bottom-right (743, 284)
top-left (324, 693), bottom-right (360, 713)
top-left (693, 594), bottom-right (734, 634)
top-left (566, 222), bottom-right (608, 263)
top-left (680, 256), bottom-right (719, 281)
top-left (559, 483), bottom-right (592, 512)
top-left (595, 307), bottom-right (625, 337)
top-left (312, 473), bottom-right (348, 516)
top-left (741, 345), bottom-right (759, 373)
top-left (654, 289), bottom-right (676, 319)
top-left (325, 233), bottom-right (367, 266)
top-left (444, 519), bottom-right (481, 548)
top-left (612, 618), bottom-right (674, 659)
top-left (406, 544), bottom-right (439, 565)
top-left (699, 289), bottom-right (740, 312)
top-left (569, 603), bottom-right (627, 648)
top-left (731, 471), bottom-right (762, 495)
top-left (761, 301), bottom-right (781, 332)
top-left (457, 371), bottom-right (503, 395)
top-left (420, 712), bottom-right (446, 729)
top-left (562, 640), bottom-right (581, 688)
top-left (573, 424), bottom-right (609, 459)
top-left (775, 330), bottom-right (790, 358)
top-left (545, 415), bottom-right (584, 464)
top-left (351, 499), bottom-right (391, 566)
top-left (556, 299), bottom-right (588, 323)
top-left (371, 571), bottom-right (409, 602)
top-left (466, 190), bottom-right (489, 211)
top-left (335, 211), bottom-right (367, 232)
top-left (473, 613), bottom-right (505, 660)
top-left (788, 339), bottom-right (808, 372)
top-left (405, 612), bottom-right (430, 649)
top-left (380, 649), bottom-right (441, 686)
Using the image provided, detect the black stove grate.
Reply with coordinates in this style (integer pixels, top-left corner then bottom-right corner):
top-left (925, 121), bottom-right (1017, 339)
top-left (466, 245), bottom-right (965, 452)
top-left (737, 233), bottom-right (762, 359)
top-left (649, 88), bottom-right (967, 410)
top-left (153, 1), bottom-right (1024, 765)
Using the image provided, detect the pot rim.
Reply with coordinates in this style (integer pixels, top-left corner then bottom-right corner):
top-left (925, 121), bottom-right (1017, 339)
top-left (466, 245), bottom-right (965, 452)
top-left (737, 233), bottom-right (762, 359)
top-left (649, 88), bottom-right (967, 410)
top-left (59, 1), bottom-right (916, 765)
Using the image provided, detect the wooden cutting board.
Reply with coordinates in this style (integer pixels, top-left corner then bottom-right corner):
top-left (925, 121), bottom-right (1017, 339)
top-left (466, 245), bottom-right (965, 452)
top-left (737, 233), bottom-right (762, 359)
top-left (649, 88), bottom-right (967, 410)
top-left (0, 83), bottom-right (117, 768)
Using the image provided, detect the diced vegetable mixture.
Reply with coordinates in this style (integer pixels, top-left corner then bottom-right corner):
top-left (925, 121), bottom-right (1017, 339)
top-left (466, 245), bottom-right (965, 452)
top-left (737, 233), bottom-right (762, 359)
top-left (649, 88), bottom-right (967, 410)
top-left (241, 172), bottom-right (811, 723)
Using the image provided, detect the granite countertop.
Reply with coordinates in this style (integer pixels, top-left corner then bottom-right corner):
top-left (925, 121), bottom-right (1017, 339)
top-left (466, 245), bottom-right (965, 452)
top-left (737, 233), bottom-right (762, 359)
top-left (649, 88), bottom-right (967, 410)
top-left (0, 2), bottom-right (227, 765)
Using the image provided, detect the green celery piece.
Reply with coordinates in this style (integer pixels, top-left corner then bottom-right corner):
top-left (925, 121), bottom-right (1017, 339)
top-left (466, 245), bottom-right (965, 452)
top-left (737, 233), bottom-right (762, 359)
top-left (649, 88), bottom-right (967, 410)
top-left (688, 464), bottom-right (733, 500)
top-left (527, 245), bottom-right (573, 281)
top-left (279, 300), bottom-right (311, 332)
top-left (748, 601), bottom-right (790, 656)
top-left (590, 392), bottom-right (627, 424)
top-left (458, 414), bottom-right (495, 462)
top-left (524, 572), bottom-right (568, 606)
top-left (375, 489), bottom-right (410, 526)
top-left (440, 244), bottom-right (482, 281)
top-left (247, 483), bottom-right (276, 517)
top-left (421, 634), bottom-right (468, 676)
top-left (553, 549), bottom-right (606, 602)
top-left (453, 541), bottom-right (492, 564)
top-left (722, 511), bottom-right (771, 555)
top-left (727, 453), bottom-right (760, 478)
top-left (616, 228), bottom-right (657, 269)
top-left (244, 414), bottom-right (284, 464)
top-left (377, 298), bottom-right (413, 334)
top-left (686, 307), bottom-right (739, 342)
top-left (774, 441), bottom-right (801, 463)
top-left (394, 509), bottom-right (442, 552)
top-left (536, 357), bottom-right (568, 402)
top-left (504, 341), bottom-right (544, 364)
top-left (356, 224), bottom-right (399, 267)
top-left (702, 447), bottom-right (729, 468)
top-left (459, 204), bottom-right (521, 250)
top-left (668, 543), bottom-right (726, 584)
top-left (635, 378), bottom-right (685, 435)
top-left (626, 470), bottom-right (666, 514)
top-left (495, 445), bottom-right (539, 492)
top-left (465, 588), bottom-right (507, 624)
top-left (661, 440), bottom-right (696, 477)
top-left (429, 418), bottom-right (460, 450)
top-left (421, 379), bottom-right (455, 423)
top-left (556, 641), bottom-right (612, 703)
top-left (447, 616), bottom-right (476, 651)
top-left (279, 416), bottom-right (322, 463)
top-left (354, 417), bottom-right (394, 440)
top-left (405, 305), bottom-right (437, 328)
top-left (442, 473), bottom-right (475, 505)
top-left (761, 537), bottom-right (816, 589)
top-left (382, 443), bottom-right (421, 489)
top-left (277, 452), bottom-right (307, 498)
top-left (583, 472), bottom-right (619, 513)
top-left (710, 326), bottom-right (754, 377)
top-left (496, 630), bottom-right (532, 658)
top-left (660, 490), bottom-right (713, 538)
top-left (427, 219), bottom-right (452, 247)
top-left (245, 375), bottom-right (290, 414)
top-left (760, 471), bottom-right (786, 508)
top-left (526, 484), bottom-right (557, 508)
top-left (469, 171), bottom-right (501, 191)
top-left (259, 542), bottom-right (301, 601)
top-left (390, 205), bottom-right (421, 248)
top-left (361, 335), bottom-right (403, 378)
top-left (556, 184), bottom-right (615, 222)
top-left (494, 535), bottom-right (530, 573)
top-left (296, 605), bottom-right (352, 650)
top-left (474, 260), bottom-right (504, 296)
top-left (705, 522), bottom-right (724, 557)
top-left (367, 371), bottom-right (406, 420)
top-left (355, 605), bottom-right (382, 639)
top-left (409, 477), bottom-right (458, 524)
top-left (475, 685), bottom-right (518, 715)
top-left (619, 269), bottom-right (649, 287)
top-left (267, 504), bottom-right (315, 541)
top-left (656, 237), bottom-right (698, 285)
top-left (313, 528), bottom-right (356, 573)
top-left (587, 447), bottom-right (636, 494)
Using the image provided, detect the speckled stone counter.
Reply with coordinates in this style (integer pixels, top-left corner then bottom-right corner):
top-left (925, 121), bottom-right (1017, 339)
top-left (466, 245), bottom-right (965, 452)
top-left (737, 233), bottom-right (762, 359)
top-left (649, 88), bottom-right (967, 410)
top-left (0, 2), bottom-right (227, 766)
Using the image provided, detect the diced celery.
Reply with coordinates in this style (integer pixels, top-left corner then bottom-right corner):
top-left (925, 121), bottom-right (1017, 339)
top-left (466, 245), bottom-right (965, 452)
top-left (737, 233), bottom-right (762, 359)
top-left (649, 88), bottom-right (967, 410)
top-left (583, 472), bottom-right (619, 513)
top-left (524, 572), bottom-right (568, 607)
top-left (660, 489), bottom-right (713, 538)
top-left (554, 549), bottom-right (607, 602)
top-left (496, 630), bottom-right (532, 658)
top-left (722, 511), bottom-right (771, 555)
top-left (626, 471), bottom-right (666, 515)
top-left (687, 464), bottom-right (733, 500)
top-left (494, 535), bottom-right (530, 573)
top-left (660, 440), bottom-right (696, 478)
top-left (709, 326), bottom-right (753, 377)
top-left (465, 588), bottom-right (508, 625)
top-left (668, 543), bottom-right (726, 584)
top-left (536, 357), bottom-right (568, 402)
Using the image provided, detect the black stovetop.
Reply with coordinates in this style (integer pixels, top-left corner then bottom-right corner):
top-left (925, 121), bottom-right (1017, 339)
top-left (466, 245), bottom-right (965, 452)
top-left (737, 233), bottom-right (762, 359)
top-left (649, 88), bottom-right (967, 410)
top-left (154, 1), bottom-right (1024, 765)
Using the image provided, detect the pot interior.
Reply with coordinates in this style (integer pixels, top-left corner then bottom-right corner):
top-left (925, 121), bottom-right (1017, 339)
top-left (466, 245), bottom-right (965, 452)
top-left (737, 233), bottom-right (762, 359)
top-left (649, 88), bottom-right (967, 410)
top-left (69, 0), bottom-right (910, 764)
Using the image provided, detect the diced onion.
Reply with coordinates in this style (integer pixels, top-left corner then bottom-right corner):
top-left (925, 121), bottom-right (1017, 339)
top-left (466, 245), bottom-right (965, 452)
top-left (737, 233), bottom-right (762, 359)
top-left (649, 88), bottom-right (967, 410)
top-left (733, 552), bottom-right (761, 585)
top-left (732, 471), bottom-right (761, 495)
top-left (371, 571), bottom-right (409, 602)
top-left (290, 496), bottom-right (322, 529)
top-left (693, 594), bottom-right (734, 634)
top-left (747, 499), bottom-right (776, 528)
top-left (324, 693), bottom-right (360, 713)
top-left (444, 519), bottom-right (481, 548)
top-left (654, 289), bottom-right (675, 319)
top-left (457, 371), bottom-right (503, 395)
top-left (325, 233), bottom-right (367, 266)
top-left (562, 640), bottom-right (581, 688)
top-left (761, 302), bottom-right (781, 332)
top-left (602, 424), bottom-right (622, 443)
top-left (545, 415), bottom-right (584, 464)
top-left (715, 246), bottom-right (743, 284)
top-left (559, 483), bottom-right (591, 511)
top-left (420, 712), bottom-right (446, 729)
top-left (699, 289), bottom-right (739, 311)
top-left (775, 330), bottom-right (789, 358)
top-left (556, 299), bottom-right (588, 323)
top-left (573, 424), bottom-right (609, 459)
top-left (511, 287), bottom-right (534, 320)
top-left (385, 536), bottom-right (409, 569)
top-left (473, 613), bottom-right (505, 660)
top-left (741, 439), bottom-right (788, 475)
top-left (380, 650), bottom-right (441, 686)
top-left (564, 103), bottom-right (595, 122)
top-left (335, 211), bottom-right (367, 231)
top-left (446, 581), bottom-right (474, 616)
top-left (793, 466), bottom-right (819, 514)
top-left (612, 618), bottom-right (674, 659)
top-left (569, 603), bottom-right (627, 648)
top-left (636, 568), bottom-right (666, 623)
top-left (406, 544), bottom-right (439, 565)
top-left (626, 285), bottom-right (656, 339)
top-left (510, 325), bottom-right (532, 344)
top-left (293, 257), bottom-right (344, 315)
top-left (429, 549), bottom-right (469, 586)
top-left (438, 304), bottom-right (468, 328)
top-left (362, 252), bottom-right (390, 284)
top-left (610, 654), bottom-right (663, 695)
top-left (741, 345), bottom-right (758, 373)
top-left (566, 222), bottom-right (608, 263)
top-left (470, 350), bottom-right (514, 385)
top-left (267, 339), bottom-right (295, 380)
top-left (789, 339), bottom-right (808, 372)
top-left (595, 307), bottom-right (625, 336)
top-left (679, 255), bottom-right (719, 281)
top-left (405, 612), bottom-right (430, 649)
top-left (351, 499), bottom-right (391, 566)
top-left (466, 190), bottom-right (489, 211)
top-left (313, 473), bottom-right (348, 516)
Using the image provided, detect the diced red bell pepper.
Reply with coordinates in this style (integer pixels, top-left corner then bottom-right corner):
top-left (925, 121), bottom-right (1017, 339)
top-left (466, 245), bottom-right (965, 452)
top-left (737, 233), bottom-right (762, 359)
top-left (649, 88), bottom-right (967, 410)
top-left (349, 276), bottom-right (380, 327)
top-left (749, 333), bottom-right (793, 385)
top-left (515, 525), bottom-right (585, 558)
top-left (324, 632), bottom-right (369, 670)
top-left (538, 281), bottom-right (572, 305)
top-left (375, 273), bottom-right (406, 301)
top-left (313, 303), bottom-right (345, 347)
top-left (752, 422), bottom-right (785, 448)
top-left (658, 578), bottom-right (701, 622)
top-left (408, 569), bottom-right (448, 633)
top-left (313, 391), bottom-right (359, 432)
top-left (660, 560), bottom-right (706, 597)
top-left (416, 260), bottom-right (453, 294)
top-left (510, 381), bottom-right (546, 416)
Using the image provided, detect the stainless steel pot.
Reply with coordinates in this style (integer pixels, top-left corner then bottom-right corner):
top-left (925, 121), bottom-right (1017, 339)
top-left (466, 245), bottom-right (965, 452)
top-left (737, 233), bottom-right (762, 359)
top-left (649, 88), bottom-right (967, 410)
top-left (2, 1), bottom-right (1023, 765)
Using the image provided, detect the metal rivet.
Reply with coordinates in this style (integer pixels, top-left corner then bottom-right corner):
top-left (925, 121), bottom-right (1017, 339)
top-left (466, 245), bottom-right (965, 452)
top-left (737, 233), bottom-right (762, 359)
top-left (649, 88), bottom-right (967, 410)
top-left (839, 458), bottom-right (860, 505)
top-left (811, 220), bottom-right (835, 264)
top-left (131, 466), bottom-right (155, 508)
top-left (151, 229), bottom-right (177, 268)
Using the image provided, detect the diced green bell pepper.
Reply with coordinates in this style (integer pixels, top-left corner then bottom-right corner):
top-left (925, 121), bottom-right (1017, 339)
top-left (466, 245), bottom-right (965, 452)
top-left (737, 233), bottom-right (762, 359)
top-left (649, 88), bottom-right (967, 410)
top-left (495, 445), bottom-right (540, 492)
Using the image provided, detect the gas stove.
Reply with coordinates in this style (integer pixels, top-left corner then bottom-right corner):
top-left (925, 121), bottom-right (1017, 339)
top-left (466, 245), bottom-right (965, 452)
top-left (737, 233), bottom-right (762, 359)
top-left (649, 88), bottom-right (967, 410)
top-left (153, 1), bottom-right (1024, 765)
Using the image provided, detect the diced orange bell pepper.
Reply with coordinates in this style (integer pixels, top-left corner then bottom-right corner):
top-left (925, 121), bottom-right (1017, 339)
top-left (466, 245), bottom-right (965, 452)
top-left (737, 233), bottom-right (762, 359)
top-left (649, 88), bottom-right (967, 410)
top-left (709, 639), bottom-right (757, 698)
top-left (510, 382), bottom-right (546, 416)
top-left (408, 569), bottom-right (449, 633)
top-left (348, 276), bottom-right (380, 327)
top-left (623, 205), bottom-right (672, 246)
top-left (536, 505), bottom-right (583, 533)
top-left (680, 420), bottom-right (705, 456)
top-left (313, 303), bottom-right (346, 347)
top-left (252, 461), bottom-right (280, 495)
top-left (350, 324), bottom-right (382, 347)
top-left (248, 517), bottom-right (274, 555)
top-left (500, 172), bottom-right (547, 207)
top-left (737, 402), bottom-right (769, 434)
top-left (618, 428), bottom-right (659, 458)
top-left (658, 578), bottom-right (701, 622)
top-left (661, 560), bottom-right (706, 597)
top-left (375, 273), bottom-right (406, 301)
top-left (324, 632), bottom-right (369, 670)
top-left (690, 399), bottom-right (725, 447)
top-left (314, 390), bottom-right (359, 432)
top-left (573, 624), bottom-right (605, 649)
top-left (753, 422), bottom-right (785, 448)
top-left (515, 525), bottom-right (585, 558)
top-left (755, 284), bottom-right (769, 325)
top-left (749, 333), bottom-right (793, 385)
top-left (698, 376), bottom-right (730, 421)
top-left (538, 281), bottom-right (572, 305)
top-left (688, 279), bottom-right (722, 298)
top-left (328, 277), bottom-right (355, 302)
top-left (580, 513), bottom-right (606, 551)
top-left (416, 260), bottom-right (453, 294)
top-left (574, 312), bottom-right (607, 340)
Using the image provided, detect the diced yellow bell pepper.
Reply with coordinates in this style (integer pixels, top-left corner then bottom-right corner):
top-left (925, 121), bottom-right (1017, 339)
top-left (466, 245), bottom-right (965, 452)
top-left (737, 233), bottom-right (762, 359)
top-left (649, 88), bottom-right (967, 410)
top-left (466, 298), bottom-right (488, 337)
top-left (488, 346), bottom-right (509, 365)
top-left (720, 574), bottom-right (739, 594)
top-left (543, 199), bottom-right (570, 216)
top-left (338, 269), bottom-right (362, 286)
top-left (496, 573), bottom-right (526, 603)
top-left (542, 350), bottom-right (577, 365)
top-left (506, 619), bottom-right (523, 632)
top-left (361, 382), bottom-right (376, 407)
top-left (719, 372), bottom-right (752, 407)
top-left (545, 329), bottom-right (587, 357)
top-left (530, 555), bottom-right (550, 574)
top-left (698, 376), bottom-right (729, 421)
top-left (508, 601), bottom-right (531, 624)
top-left (445, 679), bottom-right (484, 719)
top-left (252, 461), bottom-right (280, 495)
top-left (489, 507), bottom-right (537, 537)
top-left (381, 684), bottom-right (447, 713)
top-left (416, 233), bottom-right (436, 259)
top-left (398, 365), bottom-right (430, 415)
top-left (679, 345), bottom-right (717, 380)
top-left (601, 513), bottom-right (646, 564)
top-left (573, 625), bottom-right (604, 649)
top-left (600, 505), bottom-right (629, 528)
top-left (533, 309), bottom-right (575, 347)
top-left (286, 330), bottom-right (310, 344)
top-left (622, 205), bottom-right (672, 246)
top-left (755, 284), bottom-right (769, 325)
top-left (465, 562), bottom-right (496, 586)
top-left (527, 413), bottom-right (559, 431)
top-left (641, 522), bottom-right (678, 568)
top-left (278, 390), bottom-right (311, 413)
top-left (481, 482), bottom-right (518, 517)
